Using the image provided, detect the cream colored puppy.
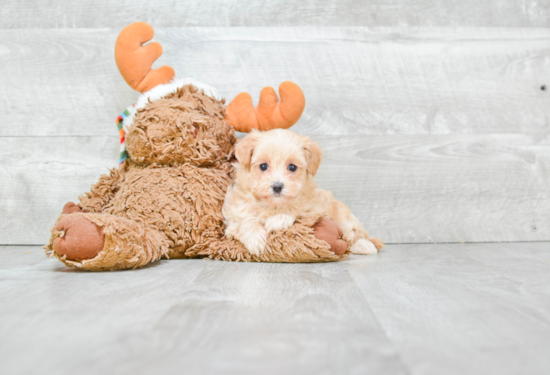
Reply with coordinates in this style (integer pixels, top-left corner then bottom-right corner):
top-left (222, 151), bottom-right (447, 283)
top-left (223, 129), bottom-right (383, 256)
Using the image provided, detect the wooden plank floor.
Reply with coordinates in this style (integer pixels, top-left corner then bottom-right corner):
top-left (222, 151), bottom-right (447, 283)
top-left (1, 242), bottom-right (550, 375)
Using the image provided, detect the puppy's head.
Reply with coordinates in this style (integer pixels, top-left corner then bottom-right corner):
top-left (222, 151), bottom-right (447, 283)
top-left (235, 129), bottom-right (322, 206)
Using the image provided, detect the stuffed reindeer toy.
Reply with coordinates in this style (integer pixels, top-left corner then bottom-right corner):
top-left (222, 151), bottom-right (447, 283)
top-left (44, 22), bottom-right (350, 271)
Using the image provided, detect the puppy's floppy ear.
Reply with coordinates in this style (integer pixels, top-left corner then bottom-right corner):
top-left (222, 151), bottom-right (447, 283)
top-left (235, 130), bottom-right (260, 169)
top-left (304, 137), bottom-right (322, 176)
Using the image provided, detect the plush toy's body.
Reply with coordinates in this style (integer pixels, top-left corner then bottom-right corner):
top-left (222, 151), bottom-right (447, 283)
top-left (44, 23), bottom-right (351, 271)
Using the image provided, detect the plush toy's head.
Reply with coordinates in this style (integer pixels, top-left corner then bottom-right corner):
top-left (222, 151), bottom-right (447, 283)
top-left (115, 22), bottom-right (307, 155)
top-left (125, 85), bottom-right (235, 167)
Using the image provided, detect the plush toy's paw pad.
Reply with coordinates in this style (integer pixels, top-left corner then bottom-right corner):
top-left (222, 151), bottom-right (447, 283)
top-left (53, 215), bottom-right (105, 261)
top-left (241, 228), bottom-right (267, 256)
top-left (351, 239), bottom-right (378, 255)
top-left (313, 218), bottom-right (348, 256)
top-left (265, 214), bottom-right (295, 233)
top-left (331, 238), bottom-right (348, 256)
top-left (62, 202), bottom-right (82, 215)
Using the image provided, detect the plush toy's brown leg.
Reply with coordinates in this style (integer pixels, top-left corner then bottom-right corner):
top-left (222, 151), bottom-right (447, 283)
top-left (61, 202), bottom-right (83, 215)
top-left (312, 218), bottom-right (348, 255)
top-left (186, 216), bottom-right (350, 263)
top-left (45, 213), bottom-right (169, 271)
top-left (53, 214), bottom-right (105, 261)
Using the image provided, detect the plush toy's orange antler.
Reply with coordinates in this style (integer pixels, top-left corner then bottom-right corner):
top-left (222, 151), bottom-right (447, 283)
top-left (115, 22), bottom-right (175, 93)
top-left (225, 81), bottom-right (305, 132)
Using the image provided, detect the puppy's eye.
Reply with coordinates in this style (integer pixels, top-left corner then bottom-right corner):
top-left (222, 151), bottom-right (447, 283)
top-left (288, 164), bottom-right (297, 172)
top-left (260, 163), bottom-right (268, 171)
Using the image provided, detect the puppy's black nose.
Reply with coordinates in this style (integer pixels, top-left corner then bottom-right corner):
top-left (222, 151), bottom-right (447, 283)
top-left (272, 182), bottom-right (284, 194)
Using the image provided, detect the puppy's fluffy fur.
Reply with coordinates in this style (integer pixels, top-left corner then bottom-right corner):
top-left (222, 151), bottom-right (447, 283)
top-left (223, 129), bottom-right (384, 255)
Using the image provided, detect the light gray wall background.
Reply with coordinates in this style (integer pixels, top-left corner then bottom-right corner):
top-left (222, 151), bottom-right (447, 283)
top-left (0, 1), bottom-right (549, 245)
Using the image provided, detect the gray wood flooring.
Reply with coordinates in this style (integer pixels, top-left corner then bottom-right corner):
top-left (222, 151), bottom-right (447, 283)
top-left (2, 242), bottom-right (550, 375)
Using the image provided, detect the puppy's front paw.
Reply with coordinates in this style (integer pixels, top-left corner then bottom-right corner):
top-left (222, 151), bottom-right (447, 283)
top-left (265, 214), bottom-right (295, 233)
top-left (240, 228), bottom-right (268, 256)
top-left (351, 239), bottom-right (378, 255)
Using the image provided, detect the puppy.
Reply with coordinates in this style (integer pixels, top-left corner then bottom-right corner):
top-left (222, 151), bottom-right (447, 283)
top-left (223, 129), bottom-right (384, 256)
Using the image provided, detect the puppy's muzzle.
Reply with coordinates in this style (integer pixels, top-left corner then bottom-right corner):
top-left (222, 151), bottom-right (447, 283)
top-left (272, 182), bottom-right (284, 194)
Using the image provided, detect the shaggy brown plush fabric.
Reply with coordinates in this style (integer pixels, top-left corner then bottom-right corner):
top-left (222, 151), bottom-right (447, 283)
top-left (44, 85), bottom-right (348, 271)
top-left (126, 86), bottom-right (234, 167)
